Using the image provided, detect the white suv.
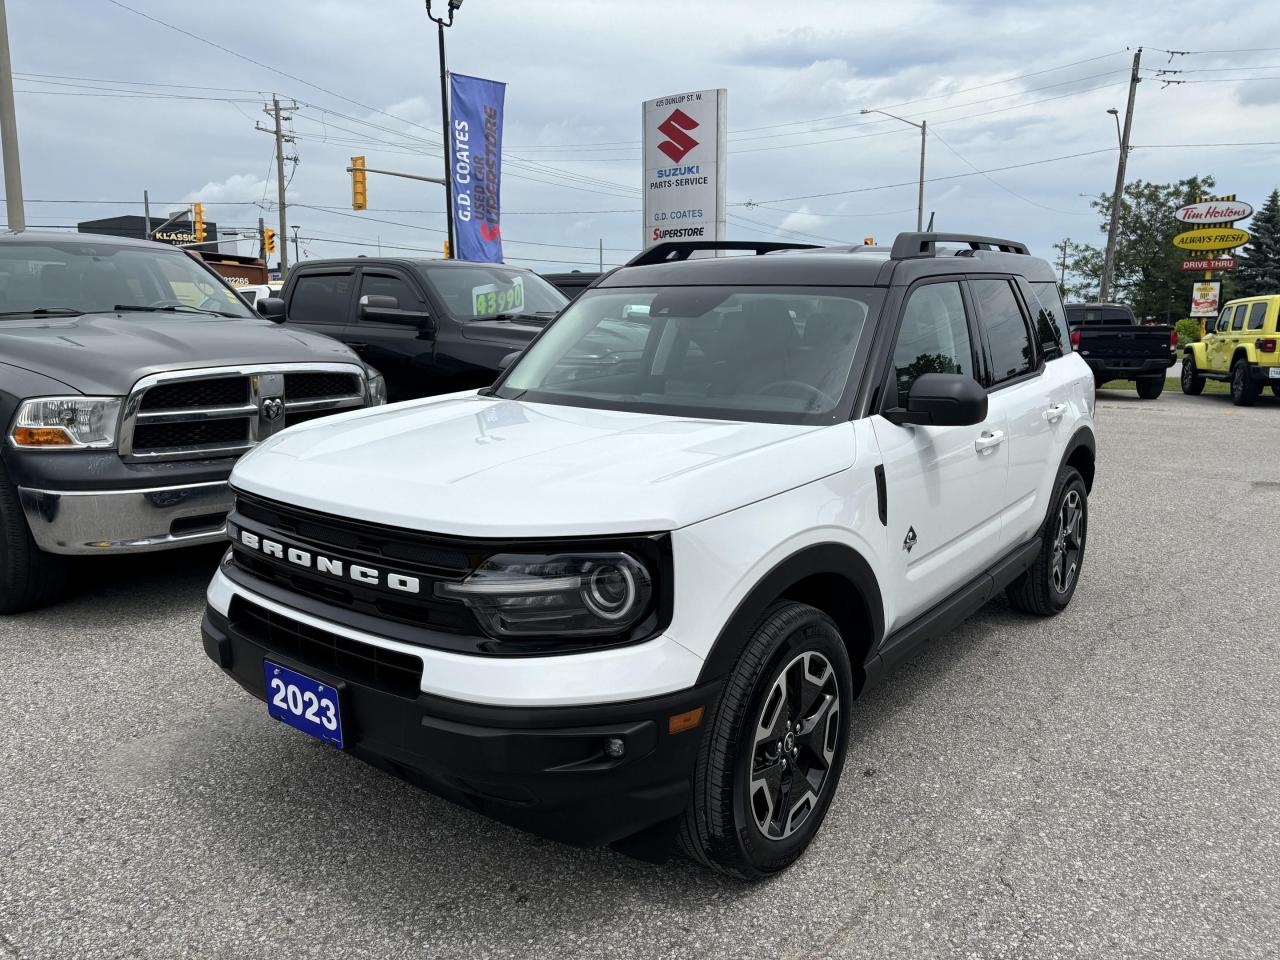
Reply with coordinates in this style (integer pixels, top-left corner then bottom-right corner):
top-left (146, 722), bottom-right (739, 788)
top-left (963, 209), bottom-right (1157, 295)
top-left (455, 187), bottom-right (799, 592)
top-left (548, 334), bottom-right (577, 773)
top-left (202, 233), bottom-right (1096, 878)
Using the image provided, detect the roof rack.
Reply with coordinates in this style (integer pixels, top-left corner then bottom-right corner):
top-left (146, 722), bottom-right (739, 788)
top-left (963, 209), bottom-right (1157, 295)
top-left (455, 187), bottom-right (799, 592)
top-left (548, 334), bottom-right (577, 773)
top-left (890, 232), bottom-right (1030, 260)
top-left (625, 240), bottom-right (820, 267)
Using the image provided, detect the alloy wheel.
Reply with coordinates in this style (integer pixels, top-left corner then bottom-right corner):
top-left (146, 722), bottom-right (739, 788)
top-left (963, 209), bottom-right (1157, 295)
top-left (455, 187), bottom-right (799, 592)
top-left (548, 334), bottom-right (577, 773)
top-left (1181, 362), bottom-right (1194, 390)
top-left (748, 650), bottom-right (841, 841)
top-left (1051, 488), bottom-right (1084, 594)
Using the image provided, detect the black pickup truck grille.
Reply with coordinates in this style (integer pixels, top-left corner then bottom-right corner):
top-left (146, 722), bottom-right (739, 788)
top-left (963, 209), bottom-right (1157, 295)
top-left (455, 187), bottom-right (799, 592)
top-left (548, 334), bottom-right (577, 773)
top-left (122, 366), bottom-right (366, 460)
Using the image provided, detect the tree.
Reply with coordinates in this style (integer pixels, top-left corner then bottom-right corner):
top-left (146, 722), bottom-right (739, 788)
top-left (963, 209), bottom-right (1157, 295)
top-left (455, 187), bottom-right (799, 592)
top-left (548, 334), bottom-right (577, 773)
top-left (1236, 188), bottom-right (1280, 297)
top-left (1074, 175), bottom-right (1220, 320)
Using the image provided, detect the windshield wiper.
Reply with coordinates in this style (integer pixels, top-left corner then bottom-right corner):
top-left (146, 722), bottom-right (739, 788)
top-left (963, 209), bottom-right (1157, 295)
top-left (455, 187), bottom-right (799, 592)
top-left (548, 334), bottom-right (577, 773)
top-left (489, 312), bottom-right (555, 323)
top-left (113, 303), bottom-right (229, 317)
top-left (0, 307), bottom-right (84, 317)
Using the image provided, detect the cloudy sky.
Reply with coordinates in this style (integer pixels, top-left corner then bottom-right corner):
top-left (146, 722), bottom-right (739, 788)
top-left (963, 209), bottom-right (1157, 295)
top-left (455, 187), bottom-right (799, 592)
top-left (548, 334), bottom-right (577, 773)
top-left (7, 0), bottom-right (1280, 271)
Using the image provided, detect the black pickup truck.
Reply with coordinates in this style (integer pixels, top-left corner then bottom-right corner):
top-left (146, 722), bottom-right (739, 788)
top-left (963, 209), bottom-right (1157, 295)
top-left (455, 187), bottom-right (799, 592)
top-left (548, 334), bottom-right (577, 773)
top-left (1065, 302), bottom-right (1177, 399)
top-left (0, 232), bottom-right (383, 612)
top-left (262, 258), bottom-right (569, 401)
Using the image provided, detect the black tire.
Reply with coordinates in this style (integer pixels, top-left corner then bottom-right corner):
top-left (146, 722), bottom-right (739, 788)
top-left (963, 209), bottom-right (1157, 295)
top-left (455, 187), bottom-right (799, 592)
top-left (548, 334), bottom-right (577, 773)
top-left (1231, 359), bottom-right (1259, 406)
top-left (1006, 467), bottom-right (1087, 617)
top-left (1180, 356), bottom-right (1205, 395)
top-left (0, 461), bottom-right (68, 613)
top-left (1270, 384), bottom-right (1279, 398)
top-left (1135, 377), bottom-right (1164, 400)
top-left (679, 602), bottom-right (853, 879)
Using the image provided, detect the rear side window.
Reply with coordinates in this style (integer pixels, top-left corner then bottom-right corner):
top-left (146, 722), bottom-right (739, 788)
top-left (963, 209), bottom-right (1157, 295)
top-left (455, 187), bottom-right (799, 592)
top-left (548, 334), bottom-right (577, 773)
top-left (1231, 306), bottom-right (1247, 331)
top-left (289, 271), bottom-right (354, 325)
top-left (890, 281), bottom-right (974, 406)
top-left (1029, 282), bottom-right (1067, 360)
top-left (1217, 306), bottom-right (1234, 332)
top-left (971, 278), bottom-right (1035, 384)
top-left (1247, 302), bottom-right (1267, 330)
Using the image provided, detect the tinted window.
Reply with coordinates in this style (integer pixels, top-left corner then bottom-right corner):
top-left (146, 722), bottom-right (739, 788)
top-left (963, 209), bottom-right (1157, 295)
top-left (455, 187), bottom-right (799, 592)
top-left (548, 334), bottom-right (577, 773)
top-left (1103, 308), bottom-right (1133, 324)
top-left (972, 279), bottom-right (1035, 384)
top-left (1217, 307), bottom-right (1233, 333)
top-left (1247, 302), bottom-right (1267, 330)
top-left (891, 282), bottom-right (973, 406)
top-left (1231, 305), bottom-right (1247, 331)
top-left (358, 272), bottom-right (424, 314)
top-left (421, 264), bottom-right (567, 321)
top-left (289, 272), bottom-right (354, 325)
top-left (1029, 282), bottom-right (1067, 360)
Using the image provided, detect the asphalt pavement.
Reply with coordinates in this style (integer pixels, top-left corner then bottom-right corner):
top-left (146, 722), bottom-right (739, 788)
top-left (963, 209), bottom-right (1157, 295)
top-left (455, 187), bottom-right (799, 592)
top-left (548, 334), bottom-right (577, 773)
top-left (2, 388), bottom-right (1278, 960)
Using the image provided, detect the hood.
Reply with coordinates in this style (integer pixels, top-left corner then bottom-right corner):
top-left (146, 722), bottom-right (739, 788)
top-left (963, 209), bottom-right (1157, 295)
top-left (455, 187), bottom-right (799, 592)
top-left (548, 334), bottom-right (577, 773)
top-left (0, 312), bottom-right (362, 395)
top-left (231, 394), bottom-right (856, 536)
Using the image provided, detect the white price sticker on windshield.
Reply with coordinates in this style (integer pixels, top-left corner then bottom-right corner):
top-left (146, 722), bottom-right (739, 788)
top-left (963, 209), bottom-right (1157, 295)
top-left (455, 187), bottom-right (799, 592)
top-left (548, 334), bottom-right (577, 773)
top-left (472, 276), bottom-right (524, 316)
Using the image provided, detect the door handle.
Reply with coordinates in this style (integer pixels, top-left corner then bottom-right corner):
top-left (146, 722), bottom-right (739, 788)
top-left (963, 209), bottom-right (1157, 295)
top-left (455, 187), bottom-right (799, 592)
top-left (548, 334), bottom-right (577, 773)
top-left (974, 430), bottom-right (1005, 453)
top-left (1043, 403), bottom-right (1068, 423)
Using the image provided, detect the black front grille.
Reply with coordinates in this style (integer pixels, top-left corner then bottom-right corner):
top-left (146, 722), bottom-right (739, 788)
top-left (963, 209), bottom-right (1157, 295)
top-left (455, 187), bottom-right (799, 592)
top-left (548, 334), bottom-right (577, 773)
top-left (133, 418), bottom-right (249, 451)
top-left (230, 597), bottom-right (422, 698)
top-left (140, 376), bottom-right (249, 410)
top-left (284, 372), bottom-right (362, 401)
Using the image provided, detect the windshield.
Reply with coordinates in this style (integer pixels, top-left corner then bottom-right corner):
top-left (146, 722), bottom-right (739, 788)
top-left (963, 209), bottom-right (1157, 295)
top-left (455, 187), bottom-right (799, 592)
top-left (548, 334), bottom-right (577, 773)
top-left (420, 263), bottom-right (568, 321)
top-left (0, 240), bottom-right (255, 319)
top-left (495, 286), bottom-right (882, 424)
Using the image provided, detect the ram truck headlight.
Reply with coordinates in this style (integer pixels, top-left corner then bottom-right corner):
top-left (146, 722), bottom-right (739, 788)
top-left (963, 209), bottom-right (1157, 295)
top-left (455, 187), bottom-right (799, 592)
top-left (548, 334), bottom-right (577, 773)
top-left (366, 373), bottom-right (387, 406)
top-left (436, 552), bottom-right (653, 638)
top-left (9, 397), bottom-right (123, 449)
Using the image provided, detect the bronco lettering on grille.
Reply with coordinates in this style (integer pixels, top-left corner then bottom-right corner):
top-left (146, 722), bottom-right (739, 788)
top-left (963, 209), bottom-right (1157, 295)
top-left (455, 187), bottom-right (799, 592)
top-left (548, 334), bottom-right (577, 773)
top-left (237, 529), bottom-right (422, 595)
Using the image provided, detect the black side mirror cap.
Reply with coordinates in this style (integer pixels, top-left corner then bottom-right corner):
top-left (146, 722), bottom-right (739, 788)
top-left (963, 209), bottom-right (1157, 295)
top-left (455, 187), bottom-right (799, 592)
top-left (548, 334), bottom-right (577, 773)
top-left (884, 373), bottom-right (988, 427)
top-left (257, 297), bottom-right (286, 323)
top-left (359, 295), bottom-right (432, 329)
top-left (497, 350), bottom-right (521, 372)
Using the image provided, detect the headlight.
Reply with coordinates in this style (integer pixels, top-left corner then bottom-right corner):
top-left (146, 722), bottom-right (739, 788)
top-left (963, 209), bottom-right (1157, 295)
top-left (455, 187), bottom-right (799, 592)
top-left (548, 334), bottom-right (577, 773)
top-left (366, 373), bottom-right (387, 406)
top-left (436, 552), bottom-right (653, 638)
top-left (9, 397), bottom-right (123, 449)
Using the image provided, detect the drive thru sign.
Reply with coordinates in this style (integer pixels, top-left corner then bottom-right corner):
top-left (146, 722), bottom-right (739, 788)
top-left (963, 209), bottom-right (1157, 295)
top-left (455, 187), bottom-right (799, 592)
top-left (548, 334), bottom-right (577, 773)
top-left (642, 89), bottom-right (727, 249)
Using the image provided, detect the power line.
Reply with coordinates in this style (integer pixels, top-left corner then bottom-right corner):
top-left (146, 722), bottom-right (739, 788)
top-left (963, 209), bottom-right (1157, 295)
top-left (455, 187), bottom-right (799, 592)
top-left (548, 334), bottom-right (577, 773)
top-left (924, 127), bottom-right (1093, 216)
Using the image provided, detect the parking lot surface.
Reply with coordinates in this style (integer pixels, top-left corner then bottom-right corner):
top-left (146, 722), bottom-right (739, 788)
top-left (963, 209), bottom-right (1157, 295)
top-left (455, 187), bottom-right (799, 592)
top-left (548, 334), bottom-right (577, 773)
top-left (2, 389), bottom-right (1278, 960)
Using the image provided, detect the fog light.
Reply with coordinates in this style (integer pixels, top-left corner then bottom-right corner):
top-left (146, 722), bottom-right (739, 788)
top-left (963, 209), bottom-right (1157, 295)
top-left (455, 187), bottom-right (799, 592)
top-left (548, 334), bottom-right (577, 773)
top-left (603, 737), bottom-right (625, 759)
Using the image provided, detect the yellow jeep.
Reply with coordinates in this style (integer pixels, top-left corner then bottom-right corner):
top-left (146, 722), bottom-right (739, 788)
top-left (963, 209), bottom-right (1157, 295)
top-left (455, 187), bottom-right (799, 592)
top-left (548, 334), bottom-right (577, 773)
top-left (1182, 295), bottom-right (1280, 405)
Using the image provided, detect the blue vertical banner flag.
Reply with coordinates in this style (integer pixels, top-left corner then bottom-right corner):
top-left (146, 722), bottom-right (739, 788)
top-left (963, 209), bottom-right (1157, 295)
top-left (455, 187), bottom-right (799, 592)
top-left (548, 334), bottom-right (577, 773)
top-left (449, 73), bottom-right (506, 262)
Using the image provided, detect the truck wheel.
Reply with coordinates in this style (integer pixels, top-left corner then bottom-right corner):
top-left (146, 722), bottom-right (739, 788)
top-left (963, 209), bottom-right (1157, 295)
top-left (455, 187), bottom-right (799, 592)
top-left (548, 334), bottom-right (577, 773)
top-left (1180, 356), bottom-right (1205, 395)
top-left (1231, 360), bottom-right (1259, 406)
top-left (1271, 384), bottom-right (1279, 398)
top-left (1007, 467), bottom-right (1087, 617)
top-left (1135, 377), bottom-right (1164, 400)
top-left (679, 601), bottom-right (853, 879)
top-left (0, 462), bottom-right (68, 614)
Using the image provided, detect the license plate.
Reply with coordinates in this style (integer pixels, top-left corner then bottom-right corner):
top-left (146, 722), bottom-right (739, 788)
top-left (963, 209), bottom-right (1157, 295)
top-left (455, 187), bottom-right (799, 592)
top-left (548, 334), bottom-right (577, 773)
top-left (1269, 367), bottom-right (1280, 380)
top-left (264, 660), bottom-right (344, 748)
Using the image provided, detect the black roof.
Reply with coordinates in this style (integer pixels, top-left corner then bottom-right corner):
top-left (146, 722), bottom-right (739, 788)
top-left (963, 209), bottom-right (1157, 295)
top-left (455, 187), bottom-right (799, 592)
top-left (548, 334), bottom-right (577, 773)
top-left (0, 229), bottom-right (182, 250)
top-left (290, 256), bottom-right (539, 275)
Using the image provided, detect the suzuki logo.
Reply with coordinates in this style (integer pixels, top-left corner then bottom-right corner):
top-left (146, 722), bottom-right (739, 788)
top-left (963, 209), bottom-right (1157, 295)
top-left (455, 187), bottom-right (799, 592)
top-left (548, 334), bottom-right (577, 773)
top-left (261, 397), bottom-right (284, 422)
top-left (656, 108), bottom-right (700, 163)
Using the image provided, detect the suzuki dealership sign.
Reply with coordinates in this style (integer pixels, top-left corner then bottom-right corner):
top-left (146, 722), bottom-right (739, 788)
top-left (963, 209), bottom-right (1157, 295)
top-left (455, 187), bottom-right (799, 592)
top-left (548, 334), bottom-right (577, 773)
top-left (642, 88), bottom-right (727, 249)
top-left (450, 73), bottom-right (506, 263)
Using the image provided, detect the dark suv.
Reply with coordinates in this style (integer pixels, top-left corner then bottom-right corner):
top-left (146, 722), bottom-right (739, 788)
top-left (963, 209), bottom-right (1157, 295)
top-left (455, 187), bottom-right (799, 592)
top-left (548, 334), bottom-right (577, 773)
top-left (262, 258), bottom-right (569, 401)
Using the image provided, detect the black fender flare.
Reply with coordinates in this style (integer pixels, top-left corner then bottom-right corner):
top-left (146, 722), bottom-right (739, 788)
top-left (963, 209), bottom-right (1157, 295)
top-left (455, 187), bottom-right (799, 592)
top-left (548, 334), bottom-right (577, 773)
top-left (696, 542), bottom-right (885, 684)
top-left (1059, 425), bottom-right (1096, 491)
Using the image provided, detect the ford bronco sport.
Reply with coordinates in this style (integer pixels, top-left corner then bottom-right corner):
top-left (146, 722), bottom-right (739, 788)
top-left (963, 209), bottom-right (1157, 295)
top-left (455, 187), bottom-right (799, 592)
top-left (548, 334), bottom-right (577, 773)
top-left (202, 233), bottom-right (1097, 878)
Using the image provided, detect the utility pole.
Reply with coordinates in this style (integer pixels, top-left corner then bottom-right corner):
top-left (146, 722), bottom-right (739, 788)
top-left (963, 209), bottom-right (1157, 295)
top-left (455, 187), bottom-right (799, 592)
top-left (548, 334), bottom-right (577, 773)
top-left (0, 0), bottom-right (25, 232)
top-left (258, 215), bottom-right (266, 260)
top-left (257, 96), bottom-right (297, 277)
top-left (1059, 238), bottom-right (1070, 286)
top-left (144, 190), bottom-right (152, 238)
top-left (291, 225), bottom-right (301, 264)
top-left (916, 120), bottom-right (926, 233)
top-left (1100, 47), bottom-right (1141, 303)
top-left (599, 238), bottom-right (603, 272)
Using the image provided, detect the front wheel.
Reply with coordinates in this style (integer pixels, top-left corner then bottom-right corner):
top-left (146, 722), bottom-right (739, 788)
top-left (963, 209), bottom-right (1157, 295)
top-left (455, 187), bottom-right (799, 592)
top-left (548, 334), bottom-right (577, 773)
top-left (1231, 360), bottom-right (1259, 406)
top-left (0, 462), bottom-right (68, 613)
top-left (1007, 467), bottom-right (1087, 616)
top-left (1136, 377), bottom-right (1165, 400)
top-left (679, 602), bottom-right (853, 879)
top-left (1180, 356), bottom-right (1205, 395)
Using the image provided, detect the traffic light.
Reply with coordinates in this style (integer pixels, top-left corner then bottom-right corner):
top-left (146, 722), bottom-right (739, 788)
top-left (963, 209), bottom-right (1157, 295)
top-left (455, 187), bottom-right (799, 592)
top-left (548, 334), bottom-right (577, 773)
top-left (442, 238), bottom-right (450, 259)
top-left (351, 155), bottom-right (367, 210)
top-left (263, 228), bottom-right (276, 255)
top-left (863, 237), bottom-right (875, 246)
top-left (192, 203), bottom-right (206, 243)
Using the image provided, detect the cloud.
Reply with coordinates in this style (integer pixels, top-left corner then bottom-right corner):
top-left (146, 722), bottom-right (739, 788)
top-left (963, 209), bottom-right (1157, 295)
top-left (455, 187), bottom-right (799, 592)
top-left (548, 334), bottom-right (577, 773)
top-left (1236, 81), bottom-right (1280, 107)
top-left (185, 173), bottom-right (270, 204)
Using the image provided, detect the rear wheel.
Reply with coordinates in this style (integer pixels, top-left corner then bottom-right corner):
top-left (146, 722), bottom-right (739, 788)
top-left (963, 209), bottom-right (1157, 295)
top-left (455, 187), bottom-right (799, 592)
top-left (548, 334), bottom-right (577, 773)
top-left (1270, 384), bottom-right (1280, 398)
top-left (0, 462), bottom-right (68, 614)
top-left (1007, 467), bottom-right (1087, 617)
top-left (1136, 377), bottom-right (1164, 400)
top-left (679, 602), bottom-right (852, 879)
top-left (1180, 356), bottom-right (1205, 395)
top-left (1231, 360), bottom-right (1259, 406)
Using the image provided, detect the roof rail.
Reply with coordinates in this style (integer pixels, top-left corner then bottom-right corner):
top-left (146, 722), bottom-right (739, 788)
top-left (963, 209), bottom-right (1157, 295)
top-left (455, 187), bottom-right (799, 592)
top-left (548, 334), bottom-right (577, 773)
top-left (625, 240), bottom-right (819, 267)
top-left (890, 232), bottom-right (1030, 260)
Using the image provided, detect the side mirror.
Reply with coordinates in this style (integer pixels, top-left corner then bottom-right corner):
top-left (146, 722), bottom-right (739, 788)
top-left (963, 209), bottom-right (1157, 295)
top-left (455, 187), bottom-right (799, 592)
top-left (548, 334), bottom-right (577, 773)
top-left (884, 373), bottom-right (988, 427)
top-left (257, 297), bottom-right (286, 323)
top-left (497, 350), bottom-right (521, 372)
top-left (358, 294), bottom-right (432, 329)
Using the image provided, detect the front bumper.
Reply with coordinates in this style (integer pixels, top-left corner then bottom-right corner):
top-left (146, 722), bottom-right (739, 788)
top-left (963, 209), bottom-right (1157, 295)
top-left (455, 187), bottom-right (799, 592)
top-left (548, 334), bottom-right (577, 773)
top-left (202, 603), bottom-right (717, 848)
top-left (19, 480), bottom-right (233, 554)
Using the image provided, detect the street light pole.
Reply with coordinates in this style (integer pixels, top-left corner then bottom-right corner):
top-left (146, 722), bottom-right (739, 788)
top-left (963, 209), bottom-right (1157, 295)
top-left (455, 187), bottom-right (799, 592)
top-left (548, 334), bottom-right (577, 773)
top-left (425, 0), bottom-right (462, 259)
top-left (291, 225), bottom-right (301, 264)
top-left (0, 0), bottom-right (26, 232)
top-left (1100, 48), bottom-right (1142, 303)
top-left (861, 108), bottom-right (926, 231)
